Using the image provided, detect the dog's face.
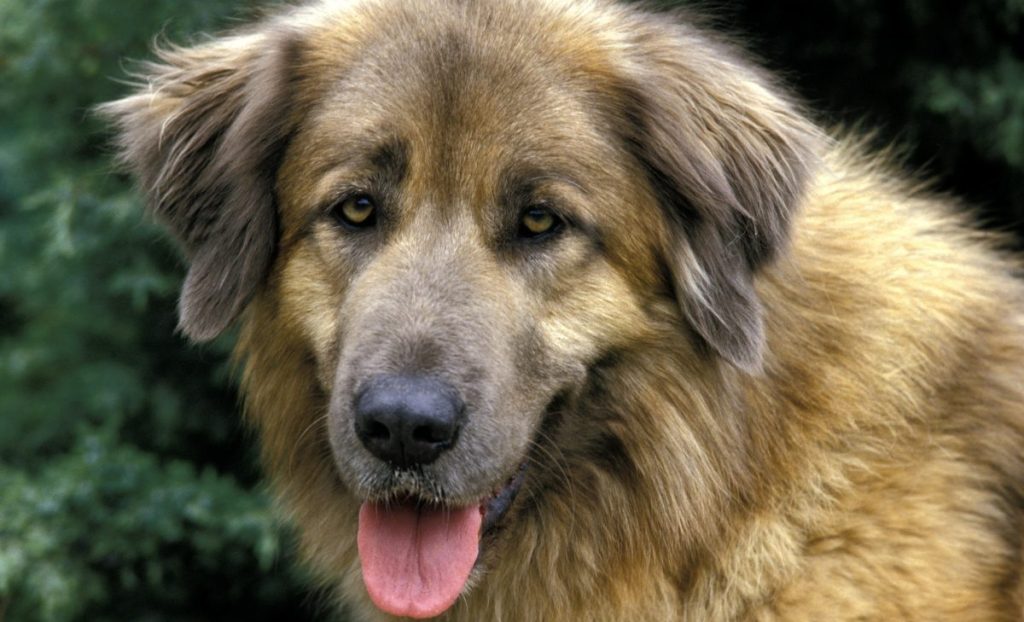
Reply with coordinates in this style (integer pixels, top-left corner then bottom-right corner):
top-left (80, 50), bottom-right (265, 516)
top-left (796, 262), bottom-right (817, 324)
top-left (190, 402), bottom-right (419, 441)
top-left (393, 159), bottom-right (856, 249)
top-left (279, 21), bottom-right (659, 501)
top-left (102, 0), bottom-right (819, 617)
top-left (273, 25), bottom-right (670, 615)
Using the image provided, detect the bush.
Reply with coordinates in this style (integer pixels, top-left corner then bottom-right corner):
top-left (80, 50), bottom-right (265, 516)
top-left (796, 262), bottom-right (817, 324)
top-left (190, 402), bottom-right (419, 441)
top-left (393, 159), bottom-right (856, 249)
top-left (0, 1), bottom-right (318, 620)
top-left (0, 434), bottom-right (308, 622)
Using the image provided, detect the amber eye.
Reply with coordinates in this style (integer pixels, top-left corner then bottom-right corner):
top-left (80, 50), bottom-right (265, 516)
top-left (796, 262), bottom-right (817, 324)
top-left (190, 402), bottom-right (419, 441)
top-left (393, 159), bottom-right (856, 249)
top-left (518, 206), bottom-right (563, 239)
top-left (332, 194), bottom-right (377, 229)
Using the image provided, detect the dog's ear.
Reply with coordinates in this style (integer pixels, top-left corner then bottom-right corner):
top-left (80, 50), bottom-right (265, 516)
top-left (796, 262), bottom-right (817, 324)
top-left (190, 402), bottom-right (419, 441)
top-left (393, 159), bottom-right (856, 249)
top-left (98, 30), bottom-right (299, 341)
top-left (620, 23), bottom-right (822, 372)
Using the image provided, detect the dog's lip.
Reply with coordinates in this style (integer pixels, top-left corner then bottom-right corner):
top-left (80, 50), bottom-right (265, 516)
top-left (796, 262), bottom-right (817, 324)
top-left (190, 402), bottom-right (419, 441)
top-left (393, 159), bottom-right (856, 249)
top-left (366, 459), bottom-right (528, 534)
top-left (481, 460), bottom-right (528, 535)
top-left (359, 458), bottom-right (528, 548)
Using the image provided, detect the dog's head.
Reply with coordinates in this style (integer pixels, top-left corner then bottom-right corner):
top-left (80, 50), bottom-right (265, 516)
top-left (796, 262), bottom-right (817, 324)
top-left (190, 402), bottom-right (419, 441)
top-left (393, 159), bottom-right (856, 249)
top-left (101, 1), bottom-right (820, 618)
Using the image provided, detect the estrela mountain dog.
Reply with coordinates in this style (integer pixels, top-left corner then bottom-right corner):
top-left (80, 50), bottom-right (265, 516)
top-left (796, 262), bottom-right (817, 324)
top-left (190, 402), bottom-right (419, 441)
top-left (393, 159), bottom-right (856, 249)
top-left (102, 0), bottom-right (1024, 619)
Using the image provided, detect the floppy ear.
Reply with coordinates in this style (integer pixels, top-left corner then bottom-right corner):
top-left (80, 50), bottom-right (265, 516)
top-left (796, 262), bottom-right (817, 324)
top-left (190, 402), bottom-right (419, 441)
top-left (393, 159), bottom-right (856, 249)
top-left (621, 23), bottom-right (822, 372)
top-left (99, 29), bottom-right (299, 341)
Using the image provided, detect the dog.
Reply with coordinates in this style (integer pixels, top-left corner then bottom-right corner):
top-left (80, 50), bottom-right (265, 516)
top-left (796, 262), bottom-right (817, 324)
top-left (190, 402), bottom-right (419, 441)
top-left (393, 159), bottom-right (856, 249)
top-left (100, 0), bottom-right (1024, 619)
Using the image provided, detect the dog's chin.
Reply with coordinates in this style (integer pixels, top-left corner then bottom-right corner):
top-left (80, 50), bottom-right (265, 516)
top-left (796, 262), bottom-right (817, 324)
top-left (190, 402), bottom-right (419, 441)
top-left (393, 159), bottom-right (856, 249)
top-left (349, 460), bottom-right (528, 620)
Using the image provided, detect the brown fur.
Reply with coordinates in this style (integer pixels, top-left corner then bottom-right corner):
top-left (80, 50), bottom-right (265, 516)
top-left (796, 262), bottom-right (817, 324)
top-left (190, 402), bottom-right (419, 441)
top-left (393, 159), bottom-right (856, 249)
top-left (100, 1), bottom-right (1024, 619)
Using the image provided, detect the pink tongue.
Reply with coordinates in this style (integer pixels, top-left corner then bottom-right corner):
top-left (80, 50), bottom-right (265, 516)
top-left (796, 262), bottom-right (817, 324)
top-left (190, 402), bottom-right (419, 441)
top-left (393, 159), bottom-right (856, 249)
top-left (358, 501), bottom-right (482, 619)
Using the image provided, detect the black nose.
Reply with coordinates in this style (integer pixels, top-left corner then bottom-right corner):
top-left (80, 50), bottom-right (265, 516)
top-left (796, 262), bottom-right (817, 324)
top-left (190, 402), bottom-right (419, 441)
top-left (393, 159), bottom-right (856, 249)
top-left (354, 375), bottom-right (466, 468)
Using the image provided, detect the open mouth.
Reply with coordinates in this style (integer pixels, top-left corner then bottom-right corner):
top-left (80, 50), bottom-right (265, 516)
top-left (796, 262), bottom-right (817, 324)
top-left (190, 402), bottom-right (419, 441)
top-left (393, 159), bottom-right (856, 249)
top-left (357, 463), bottom-right (527, 619)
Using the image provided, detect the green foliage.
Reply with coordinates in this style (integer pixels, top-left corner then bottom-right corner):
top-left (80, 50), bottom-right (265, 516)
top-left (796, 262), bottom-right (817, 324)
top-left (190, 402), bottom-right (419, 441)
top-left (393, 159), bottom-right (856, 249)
top-left (0, 0), bottom-right (1019, 620)
top-left (919, 53), bottom-right (1024, 168)
top-left (0, 1), bottom-right (317, 620)
top-left (726, 0), bottom-right (1024, 233)
top-left (0, 434), bottom-right (303, 622)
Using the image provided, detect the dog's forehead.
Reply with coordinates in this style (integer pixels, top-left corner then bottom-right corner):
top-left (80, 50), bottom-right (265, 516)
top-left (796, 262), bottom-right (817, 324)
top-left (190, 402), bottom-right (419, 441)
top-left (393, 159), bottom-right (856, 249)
top-left (294, 5), bottom-right (621, 208)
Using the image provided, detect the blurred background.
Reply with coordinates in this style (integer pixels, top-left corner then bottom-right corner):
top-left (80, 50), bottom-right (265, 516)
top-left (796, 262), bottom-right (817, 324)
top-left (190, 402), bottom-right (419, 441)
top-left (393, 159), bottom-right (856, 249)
top-left (0, 1), bottom-right (1021, 620)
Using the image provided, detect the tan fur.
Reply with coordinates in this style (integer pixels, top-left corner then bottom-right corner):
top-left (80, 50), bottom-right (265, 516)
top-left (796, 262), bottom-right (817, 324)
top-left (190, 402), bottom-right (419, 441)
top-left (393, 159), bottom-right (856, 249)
top-left (103, 1), bottom-right (1024, 620)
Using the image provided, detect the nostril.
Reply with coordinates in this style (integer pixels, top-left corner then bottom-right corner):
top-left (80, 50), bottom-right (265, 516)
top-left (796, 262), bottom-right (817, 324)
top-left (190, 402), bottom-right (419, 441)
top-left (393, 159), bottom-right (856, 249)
top-left (412, 423), bottom-right (450, 445)
top-left (365, 420), bottom-right (390, 441)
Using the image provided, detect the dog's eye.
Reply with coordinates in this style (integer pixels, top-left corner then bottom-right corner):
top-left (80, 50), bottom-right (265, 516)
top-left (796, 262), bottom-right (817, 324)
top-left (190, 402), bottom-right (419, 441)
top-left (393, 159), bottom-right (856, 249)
top-left (518, 206), bottom-right (563, 239)
top-left (332, 194), bottom-right (377, 229)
